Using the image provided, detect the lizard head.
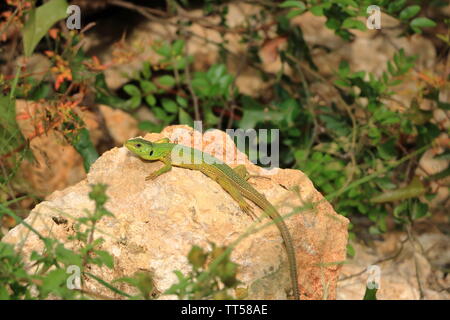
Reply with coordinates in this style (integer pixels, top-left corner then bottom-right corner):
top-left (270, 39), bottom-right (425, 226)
top-left (125, 138), bottom-right (163, 160)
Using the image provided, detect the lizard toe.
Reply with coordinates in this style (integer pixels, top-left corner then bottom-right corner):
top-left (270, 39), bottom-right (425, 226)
top-left (239, 201), bottom-right (257, 220)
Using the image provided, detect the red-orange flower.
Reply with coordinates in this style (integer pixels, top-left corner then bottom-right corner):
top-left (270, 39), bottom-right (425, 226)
top-left (45, 51), bottom-right (72, 90)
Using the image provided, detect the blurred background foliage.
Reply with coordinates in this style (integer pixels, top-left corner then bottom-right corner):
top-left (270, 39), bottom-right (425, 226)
top-left (0, 0), bottom-right (449, 299)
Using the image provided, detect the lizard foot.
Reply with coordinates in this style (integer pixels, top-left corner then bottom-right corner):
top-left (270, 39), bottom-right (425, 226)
top-left (238, 201), bottom-right (258, 220)
top-left (145, 173), bottom-right (158, 181)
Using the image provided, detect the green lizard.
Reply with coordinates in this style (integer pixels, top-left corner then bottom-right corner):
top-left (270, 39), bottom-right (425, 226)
top-left (125, 137), bottom-right (300, 299)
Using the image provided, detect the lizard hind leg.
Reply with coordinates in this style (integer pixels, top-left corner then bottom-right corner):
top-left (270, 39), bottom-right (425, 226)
top-left (237, 199), bottom-right (256, 219)
top-left (233, 165), bottom-right (271, 182)
top-left (217, 177), bottom-right (257, 220)
top-left (233, 165), bottom-right (250, 180)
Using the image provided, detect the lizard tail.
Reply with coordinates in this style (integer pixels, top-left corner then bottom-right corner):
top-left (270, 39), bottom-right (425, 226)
top-left (269, 207), bottom-right (300, 300)
top-left (240, 189), bottom-right (300, 300)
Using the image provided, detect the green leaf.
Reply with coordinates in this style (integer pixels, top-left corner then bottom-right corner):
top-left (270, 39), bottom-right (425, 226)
top-left (140, 80), bottom-right (157, 94)
top-left (410, 17), bottom-right (436, 29)
top-left (325, 18), bottom-right (340, 30)
top-left (141, 62), bottom-right (152, 79)
top-left (334, 79), bottom-right (350, 87)
top-left (165, 270), bottom-right (189, 295)
top-left (346, 244), bottom-right (355, 257)
top-left (388, 0), bottom-right (406, 13)
top-left (0, 286), bottom-right (9, 299)
top-left (153, 106), bottom-right (168, 120)
top-left (387, 61), bottom-right (395, 75)
top-left (239, 109), bottom-right (284, 129)
top-left (28, 82), bottom-right (52, 100)
top-left (94, 74), bottom-right (129, 110)
top-left (89, 183), bottom-right (108, 207)
top-left (280, 1), bottom-right (306, 18)
top-left (138, 121), bottom-right (161, 133)
top-left (399, 5), bottom-right (421, 20)
top-left (371, 177), bottom-right (426, 203)
top-left (176, 96), bottom-right (188, 108)
top-left (207, 64), bottom-right (226, 82)
top-left (55, 244), bottom-right (82, 266)
top-left (192, 78), bottom-right (210, 96)
top-left (187, 245), bottom-right (207, 269)
top-left (342, 18), bottom-right (366, 31)
top-left (156, 75), bottom-right (176, 88)
top-left (22, 0), bottom-right (68, 57)
top-left (93, 250), bottom-right (114, 268)
top-left (410, 201), bottom-right (429, 220)
top-left (172, 57), bottom-right (188, 70)
top-left (123, 84), bottom-right (142, 108)
top-left (310, 5), bottom-right (325, 16)
top-left (40, 269), bottom-right (72, 298)
top-left (338, 60), bottom-right (350, 76)
top-left (145, 94), bottom-right (156, 106)
top-left (172, 39), bottom-right (185, 56)
top-left (427, 165), bottom-right (450, 181)
top-left (70, 128), bottom-right (99, 172)
top-left (178, 109), bottom-right (193, 126)
top-left (161, 98), bottom-right (178, 113)
top-left (434, 150), bottom-right (450, 160)
top-left (154, 42), bottom-right (171, 57)
top-left (438, 101), bottom-right (450, 110)
top-left (0, 96), bottom-right (25, 156)
top-left (123, 84), bottom-right (141, 97)
top-left (279, 1), bottom-right (305, 9)
top-left (319, 114), bottom-right (351, 136)
top-left (374, 177), bottom-right (396, 190)
top-left (363, 284), bottom-right (378, 300)
top-left (134, 271), bottom-right (155, 299)
top-left (128, 95), bottom-right (141, 109)
top-left (286, 8), bottom-right (306, 19)
top-left (377, 139), bottom-right (397, 160)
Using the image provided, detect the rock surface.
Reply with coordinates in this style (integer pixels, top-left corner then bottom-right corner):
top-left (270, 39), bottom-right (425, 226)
top-left (3, 125), bottom-right (349, 299)
top-left (338, 233), bottom-right (450, 300)
top-left (98, 104), bottom-right (140, 145)
top-left (15, 100), bottom-right (98, 197)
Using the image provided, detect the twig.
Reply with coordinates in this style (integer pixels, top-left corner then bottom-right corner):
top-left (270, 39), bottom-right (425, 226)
top-left (286, 53), bottom-right (358, 188)
top-left (406, 223), bottom-right (425, 299)
top-left (338, 236), bottom-right (408, 282)
top-left (0, 7), bottom-right (19, 42)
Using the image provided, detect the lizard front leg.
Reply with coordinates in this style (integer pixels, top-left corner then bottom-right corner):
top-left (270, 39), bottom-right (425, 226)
top-left (145, 159), bottom-right (172, 181)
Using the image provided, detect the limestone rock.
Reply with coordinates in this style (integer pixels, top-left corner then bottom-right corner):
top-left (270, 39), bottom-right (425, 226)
top-left (338, 233), bottom-right (450, 300)
top-left (15, 100), bottom-right (100, 198)
top-left (98, 104), bottom-right (139, 145)
top-left (415, 147), bottom-right (450, 208)
top-left (3, 125), bottom-right (348, 299)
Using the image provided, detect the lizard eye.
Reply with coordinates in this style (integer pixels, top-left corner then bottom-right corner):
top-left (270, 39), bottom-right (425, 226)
top-left (149, 150), bottom-right (154, 156)
top-left (136, 143), bottom-right (141, 148)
